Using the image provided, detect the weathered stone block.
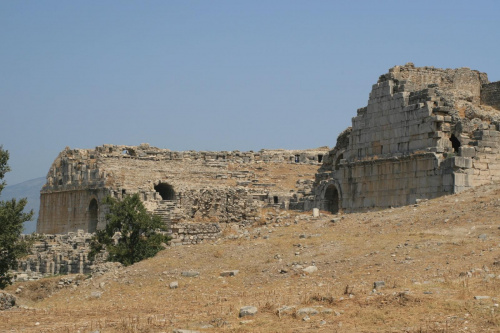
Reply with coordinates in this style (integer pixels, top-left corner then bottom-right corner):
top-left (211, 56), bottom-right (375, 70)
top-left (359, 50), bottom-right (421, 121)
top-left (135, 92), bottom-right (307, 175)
top-left (459, 147), bottom-right (476, 157)
top-left (453, 157), bottom-right (473, 169)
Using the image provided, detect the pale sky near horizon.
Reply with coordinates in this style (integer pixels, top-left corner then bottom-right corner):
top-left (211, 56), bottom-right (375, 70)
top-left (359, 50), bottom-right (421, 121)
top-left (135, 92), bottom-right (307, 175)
top-left (1, 1), bottom-right (499, 185)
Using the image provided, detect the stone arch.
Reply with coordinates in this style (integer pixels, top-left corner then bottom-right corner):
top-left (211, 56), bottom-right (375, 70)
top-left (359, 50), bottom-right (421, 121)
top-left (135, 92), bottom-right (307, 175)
top-left (155, 182), bottom-right (176, 200)
top-left (323, 183), bottom-right (341, 214)
top-left (88, 198), bottom-right (98, 233)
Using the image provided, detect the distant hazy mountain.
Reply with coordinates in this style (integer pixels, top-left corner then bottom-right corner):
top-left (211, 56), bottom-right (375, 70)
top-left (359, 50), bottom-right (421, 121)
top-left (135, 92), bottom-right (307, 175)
top-left (0, 177), bottom-right (45, 234)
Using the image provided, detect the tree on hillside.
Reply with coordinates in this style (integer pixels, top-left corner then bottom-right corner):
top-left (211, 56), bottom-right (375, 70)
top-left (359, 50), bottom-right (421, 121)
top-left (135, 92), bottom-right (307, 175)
top-left (89, 194), bottom-right (170, 266)
top-left (0, 146), bottom-right (33, 289)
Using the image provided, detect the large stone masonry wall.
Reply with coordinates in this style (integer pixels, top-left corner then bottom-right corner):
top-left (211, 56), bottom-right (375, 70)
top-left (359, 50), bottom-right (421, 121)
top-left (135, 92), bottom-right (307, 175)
top-left (340, 153), bottom-right (449, 210)
top-left (38, 190), bottom-right (108, 234)
top-left (308, 64), bottom-right (500, 213)
top-left (481, 81), bottom-right (500, 111)
top-left (349, 75), bottom-right (471, 160)
top-left (326, 125), bottom-right (500, 212)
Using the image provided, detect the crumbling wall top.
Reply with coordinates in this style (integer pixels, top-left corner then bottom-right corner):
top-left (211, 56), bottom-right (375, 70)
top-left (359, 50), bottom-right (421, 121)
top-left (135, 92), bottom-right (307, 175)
top-left (378, 63), bottom-right (489, 105)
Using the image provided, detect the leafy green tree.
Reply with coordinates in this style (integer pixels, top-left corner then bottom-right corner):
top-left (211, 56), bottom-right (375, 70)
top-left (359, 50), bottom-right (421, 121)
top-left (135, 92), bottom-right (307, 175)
top-left (89, 194), bottom-right (170, 266)
top-left (0, 146), bottom-right (33, 289)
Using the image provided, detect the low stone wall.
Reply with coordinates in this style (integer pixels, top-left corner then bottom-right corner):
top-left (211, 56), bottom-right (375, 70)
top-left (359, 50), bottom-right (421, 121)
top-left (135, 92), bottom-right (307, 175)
top-left (169, 222), bottom-right (223, 246)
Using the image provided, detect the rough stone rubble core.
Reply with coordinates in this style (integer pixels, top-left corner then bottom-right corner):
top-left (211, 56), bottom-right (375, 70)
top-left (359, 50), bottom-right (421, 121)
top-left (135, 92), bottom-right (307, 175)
top-left (308, 63), bottom-right (500, 213)
top-left (36, 63), bottom-right (500, 235)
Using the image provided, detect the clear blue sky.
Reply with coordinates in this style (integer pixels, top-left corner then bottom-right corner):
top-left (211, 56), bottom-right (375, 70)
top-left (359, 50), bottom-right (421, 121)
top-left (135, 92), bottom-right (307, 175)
top-left (1, 1), bottom-right (499, 185)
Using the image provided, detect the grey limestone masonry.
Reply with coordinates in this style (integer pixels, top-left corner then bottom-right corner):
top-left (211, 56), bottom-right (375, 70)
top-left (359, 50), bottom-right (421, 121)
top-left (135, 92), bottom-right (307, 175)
top-left (309, 63), bottom-right (500, 213)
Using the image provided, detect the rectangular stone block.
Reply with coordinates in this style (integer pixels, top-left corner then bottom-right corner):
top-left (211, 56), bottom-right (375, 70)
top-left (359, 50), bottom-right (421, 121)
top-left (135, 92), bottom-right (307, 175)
top-left (488, 163), bottom-right (500, 170)
top-left (459, 146), bottom-right (476, 157)
top-left (453, 157), bottom-right (473, 169)
top-left (473, 161), bottom-right (488, 169)
top-left (454, 173), bottom-right (471, 187)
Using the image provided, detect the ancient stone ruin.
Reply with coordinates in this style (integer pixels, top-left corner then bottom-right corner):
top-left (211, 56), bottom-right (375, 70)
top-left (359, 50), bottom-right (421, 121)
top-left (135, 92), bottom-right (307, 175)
top-left (37, 147), bottom-right (327, 234)
top-left (36, 63), bottom-right (500, 231)
top-left (15, 232), bottom-right (94, 281)
top-left (307, 63), bottom-right (500, 213)
top-left (12, 63), bottom-right (498, 280)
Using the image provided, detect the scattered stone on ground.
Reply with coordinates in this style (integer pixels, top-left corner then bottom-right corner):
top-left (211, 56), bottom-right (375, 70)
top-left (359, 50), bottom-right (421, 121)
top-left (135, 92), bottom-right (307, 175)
top-left (239, 306), bottom-right (258, 317)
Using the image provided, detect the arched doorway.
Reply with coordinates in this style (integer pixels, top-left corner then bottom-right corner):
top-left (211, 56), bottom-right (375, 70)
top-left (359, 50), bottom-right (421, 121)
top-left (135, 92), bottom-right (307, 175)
top-left (324, 185), bottom-right (340, 214)
top-left (155, 182), bottom-right (176, 200)
top-left (88, 198), bottom-right (98, 233)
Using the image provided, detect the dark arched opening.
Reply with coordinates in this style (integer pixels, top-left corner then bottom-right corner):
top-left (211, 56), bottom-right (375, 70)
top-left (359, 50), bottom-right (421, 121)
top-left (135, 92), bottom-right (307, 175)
top-left (88, 198), bottom-right (98, 233)
top-left (450, 134), bottom-right (461, 153)
top-left (155, 183), bottom-right (176, 200)
top-left (324, 185), bottom-right (340, 214)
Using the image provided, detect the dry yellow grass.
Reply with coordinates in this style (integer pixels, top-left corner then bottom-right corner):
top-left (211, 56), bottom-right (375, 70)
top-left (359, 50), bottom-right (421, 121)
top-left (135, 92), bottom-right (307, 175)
top-left (2, 183), bottom-right (500, 332)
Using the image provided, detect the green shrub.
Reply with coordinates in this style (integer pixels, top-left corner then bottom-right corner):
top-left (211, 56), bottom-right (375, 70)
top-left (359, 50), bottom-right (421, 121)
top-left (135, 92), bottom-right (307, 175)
top-left (89, 194), bottom-right (170, 266)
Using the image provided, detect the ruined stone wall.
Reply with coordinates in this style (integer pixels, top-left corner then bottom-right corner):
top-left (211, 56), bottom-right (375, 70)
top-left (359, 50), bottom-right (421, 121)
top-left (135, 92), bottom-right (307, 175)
top-left (14, 222), bottom-right (229, 280)
top-left (179, 187), bottom-right (261, 222)
top-left (38, 144), bottom-right (326, 234)
top-left (169, 222), bottom-right (222, 246)
top-left (38, 190), bottom-right (108, 234)
top-left (14, 232), bottom-right (94, 281)
top-left (461, 127), bottom-right (500, 187)
top-left (340, 153), bottom-right (449, 210)
top-left (349, 82), bottom-right (444, 159)
top-left (349, 66), bottom-right (485, 161)
top-left (481, 81), bottom-right (500, 111)
top-left (380, 64), bottom-right (488, 104)
top-left (309, 64), bottom-right (500, 213)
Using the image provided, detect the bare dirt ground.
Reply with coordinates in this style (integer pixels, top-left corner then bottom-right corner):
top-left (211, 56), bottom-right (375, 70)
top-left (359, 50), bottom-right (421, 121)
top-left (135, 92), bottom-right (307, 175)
top-left (2, 183), bottom-right (500, 332)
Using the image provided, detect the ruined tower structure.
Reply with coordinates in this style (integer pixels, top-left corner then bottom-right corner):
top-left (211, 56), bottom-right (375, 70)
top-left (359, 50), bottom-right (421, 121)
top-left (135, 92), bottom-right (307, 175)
top-left (37, 146), bottom-right (327, 234)
top-left (308, 63), bottom-right (500, 213)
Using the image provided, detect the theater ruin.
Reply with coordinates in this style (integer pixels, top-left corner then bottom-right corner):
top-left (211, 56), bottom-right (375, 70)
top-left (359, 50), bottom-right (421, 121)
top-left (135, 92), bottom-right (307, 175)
top-left (36, 147), bottom-right (327, 234)
top-left (37, 63), bottom-right (500, 235)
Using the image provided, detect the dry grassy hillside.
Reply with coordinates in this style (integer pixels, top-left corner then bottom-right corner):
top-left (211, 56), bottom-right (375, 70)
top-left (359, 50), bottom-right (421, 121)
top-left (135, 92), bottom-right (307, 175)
top-left (2, 183), bottom-right (500, 332)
